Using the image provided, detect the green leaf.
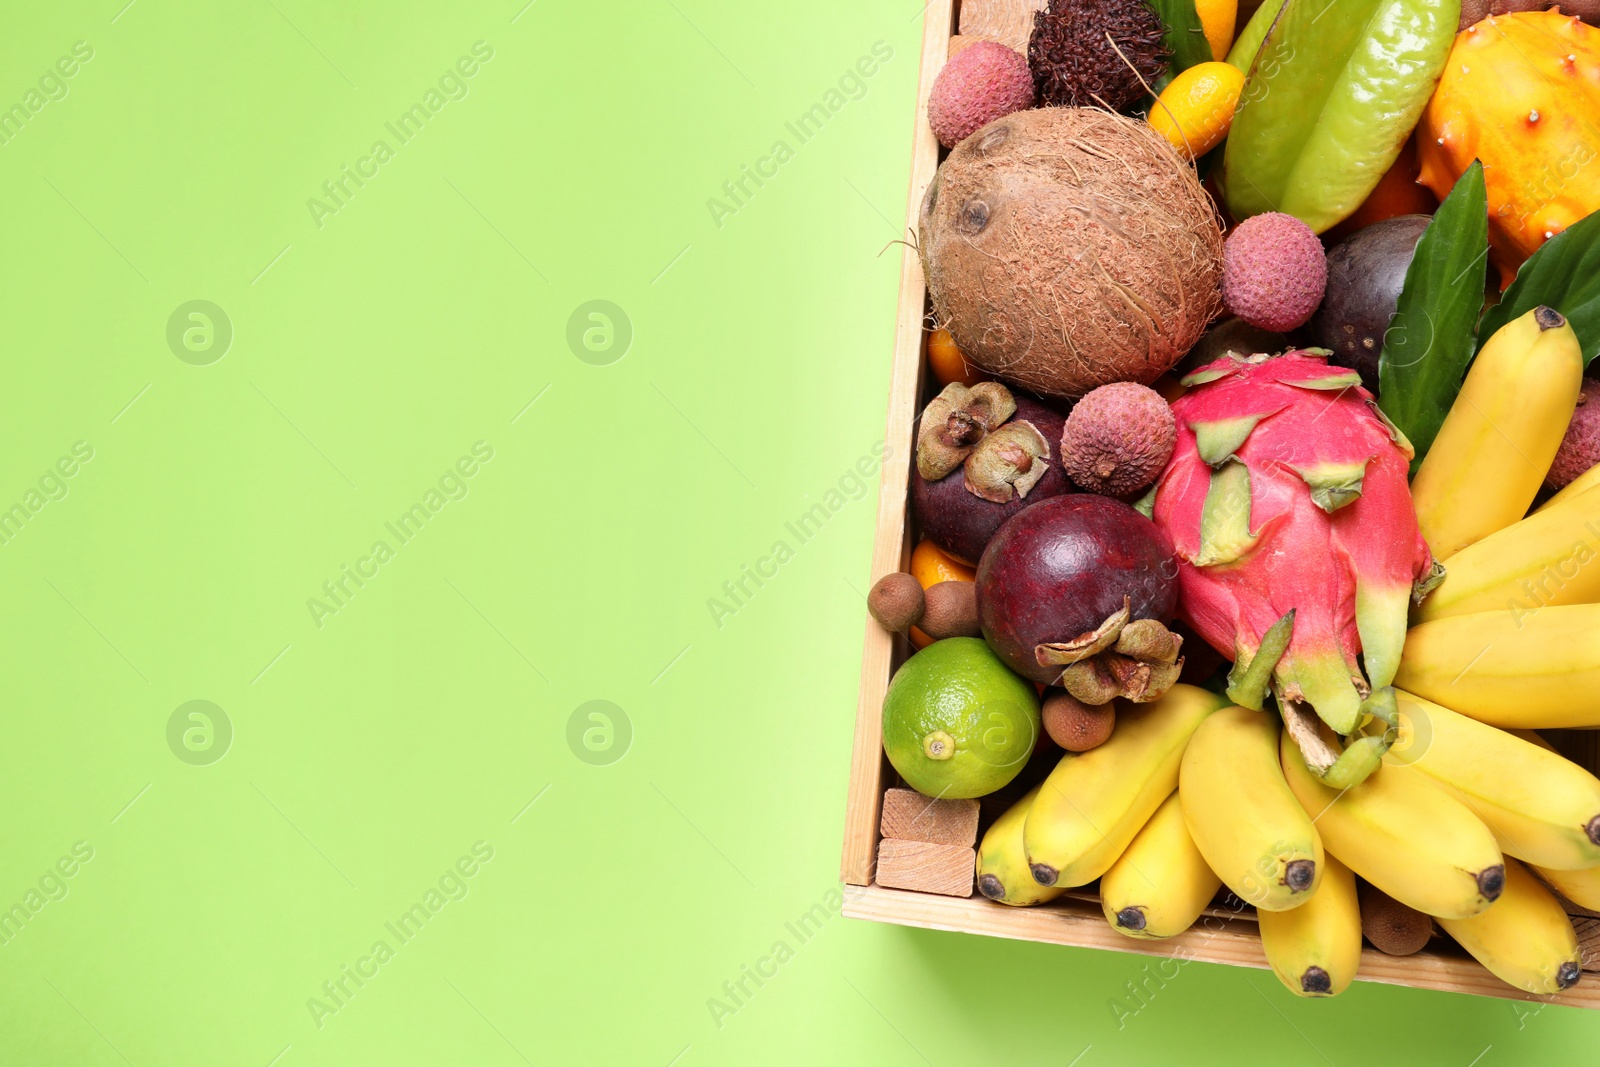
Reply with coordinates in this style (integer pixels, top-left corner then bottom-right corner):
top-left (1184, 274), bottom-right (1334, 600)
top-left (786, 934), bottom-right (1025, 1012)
top-left (1476, 207), bottom-right (1600, 368)
top-left (1220, 0), bottom-right (1458, 232)
top-left (1149, 0), bottom-right (1214, 78)
top-left (1376, 161), bottom-right (1488, 471)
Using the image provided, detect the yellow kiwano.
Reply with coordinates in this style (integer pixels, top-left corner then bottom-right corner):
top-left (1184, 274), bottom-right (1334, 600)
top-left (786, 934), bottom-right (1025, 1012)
top-left (1149, 62), bottom-right (1244, 162)
top-left (1417, 11), bottom-right (1600, 286)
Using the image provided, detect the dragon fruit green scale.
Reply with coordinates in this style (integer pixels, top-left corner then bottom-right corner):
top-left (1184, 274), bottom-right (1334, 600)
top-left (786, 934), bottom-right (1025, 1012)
top-left (1151, 350), bottom-right (1436, 742)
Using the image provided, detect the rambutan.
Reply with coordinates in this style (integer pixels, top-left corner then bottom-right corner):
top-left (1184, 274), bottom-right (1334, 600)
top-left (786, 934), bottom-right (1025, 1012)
top-left (1027, 0), bottom-right (1171, 111)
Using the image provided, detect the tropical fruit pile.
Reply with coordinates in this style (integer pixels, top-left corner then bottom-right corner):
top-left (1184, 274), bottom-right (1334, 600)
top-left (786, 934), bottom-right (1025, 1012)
top-left (866, 0), bottom-right (1600, 998)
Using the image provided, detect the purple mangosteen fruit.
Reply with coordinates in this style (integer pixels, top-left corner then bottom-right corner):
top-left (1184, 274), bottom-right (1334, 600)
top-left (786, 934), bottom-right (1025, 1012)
top-left (1309, 214), bottom-right (1431, 393)
top-left (976, 494), bottom-right (1182, 703)
top-left (911, 382), bottom-right (1070, 565)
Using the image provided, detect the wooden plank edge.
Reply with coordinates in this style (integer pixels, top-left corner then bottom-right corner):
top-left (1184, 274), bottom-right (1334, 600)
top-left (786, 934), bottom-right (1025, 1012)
top-left (839, 0), bottom-right (954, 887)
top-left (842, 884), bottom-right (1600, 1009)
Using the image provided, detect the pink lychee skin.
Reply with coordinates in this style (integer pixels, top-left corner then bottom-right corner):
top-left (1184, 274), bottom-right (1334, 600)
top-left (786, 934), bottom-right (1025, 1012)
top-left (1061, 382), bottom-right (1176, 496)
top-left (1548, 378), bottom-right (1600, 489)
top-left (927, 42), bottom-right (1036, 149)
top-left (1222, 212), bottom-right (1328, 333)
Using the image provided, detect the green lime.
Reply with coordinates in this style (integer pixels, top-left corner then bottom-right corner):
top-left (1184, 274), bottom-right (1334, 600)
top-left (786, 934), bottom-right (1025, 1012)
top-left (882, 637), bottom-right (1040, 799)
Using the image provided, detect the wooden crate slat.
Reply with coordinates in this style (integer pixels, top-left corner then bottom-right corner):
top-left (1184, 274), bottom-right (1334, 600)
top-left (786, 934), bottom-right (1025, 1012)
top-left (843, 886), bottom-right (1600, 1008)
top-left (839, 0), bottom-right (952, 888)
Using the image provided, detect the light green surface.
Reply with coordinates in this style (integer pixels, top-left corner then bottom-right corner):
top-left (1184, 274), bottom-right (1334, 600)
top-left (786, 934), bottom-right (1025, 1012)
top-left (1, 2), bottom-right (1596, 1063)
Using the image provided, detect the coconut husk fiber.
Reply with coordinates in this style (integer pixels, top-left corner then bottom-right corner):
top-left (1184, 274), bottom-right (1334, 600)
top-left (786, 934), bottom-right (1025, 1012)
top-left (919, 107), bottom-right (1224, 399)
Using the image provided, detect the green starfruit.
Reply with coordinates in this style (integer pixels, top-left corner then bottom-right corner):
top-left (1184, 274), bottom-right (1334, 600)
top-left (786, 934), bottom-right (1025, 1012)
top-left (1220, 0), bottom-right (1459, 233)
top-left (1224, 0), bottom-right (1286, 73)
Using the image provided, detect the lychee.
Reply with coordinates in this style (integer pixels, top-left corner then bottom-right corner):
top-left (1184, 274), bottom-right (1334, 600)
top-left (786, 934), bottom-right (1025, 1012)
top-left (1060, 382), bottom-right (1175, 496)
top-left (1548, 378), bottom-right (1600, 489)
top-left (1223, 212), bottom-right (1328, 332)
top-left (927, 41), bottom-right (1035, 149)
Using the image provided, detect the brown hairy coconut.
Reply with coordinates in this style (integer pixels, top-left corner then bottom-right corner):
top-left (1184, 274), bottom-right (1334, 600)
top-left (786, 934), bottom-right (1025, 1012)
top-left (919, 108), bottom-right (1225, 400)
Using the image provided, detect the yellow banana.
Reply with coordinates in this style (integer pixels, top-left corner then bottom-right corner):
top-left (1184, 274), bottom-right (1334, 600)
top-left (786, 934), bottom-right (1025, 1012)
top-left (1396, 604), bottom-right (1600, 728)
top-left (1257, 855), bottom-right (1362, 997)
top-left (1436, 860), bottom-right (1583, 996)
top-left (1100, 791), bottom-right (1221, 938)
top-left (1387, 691), bottom-right (1600, 869)
top-left (1280, 729), bottom-right (1504, 919)
top-left (1180, 705), bottom-right (1323, 911)
top-left (1540, 462), bottom-right (1600, 514)
top-left (1534, 863), bottom-right (1600, 911)
top-left (1025, 684), bottom-right (1227, 887)
top-left (1416, 481), bottom-right (1600, 622)
top-left (1510, 727), bottom-right (1558, 752)
top-left (976, 785), bottom-right (1065, 907)
top-left (1410, 306), bottom-right (1583, 558)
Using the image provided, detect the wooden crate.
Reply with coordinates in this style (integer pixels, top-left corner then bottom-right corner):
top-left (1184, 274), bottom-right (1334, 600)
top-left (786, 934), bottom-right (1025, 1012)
top-left (838, 0), bottom-right (1600, 1008)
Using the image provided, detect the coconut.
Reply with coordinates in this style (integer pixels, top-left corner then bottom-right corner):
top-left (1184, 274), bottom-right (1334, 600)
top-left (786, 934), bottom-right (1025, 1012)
top-left (919, 108), bottom-right (1224, 400)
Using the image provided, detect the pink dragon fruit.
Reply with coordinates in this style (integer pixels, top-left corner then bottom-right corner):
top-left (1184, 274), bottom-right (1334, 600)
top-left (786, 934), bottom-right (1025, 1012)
top-left (1146, 350), bottom-right (1440, 782)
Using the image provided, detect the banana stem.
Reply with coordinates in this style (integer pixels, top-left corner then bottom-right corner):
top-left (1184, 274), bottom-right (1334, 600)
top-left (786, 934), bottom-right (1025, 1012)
top-left (1280, 697), bottom-right (1341, 774)
top-left (1278, 690), bottom-right (1393, 789)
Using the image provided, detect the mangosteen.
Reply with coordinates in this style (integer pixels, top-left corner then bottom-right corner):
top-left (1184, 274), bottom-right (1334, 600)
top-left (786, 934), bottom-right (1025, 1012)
top-left (911, 382), bottom-right (1070, 565)
top-left (1310, 215), bottom-right (1432, 394)
top-left (976, 495), bottom-right (1181, 702)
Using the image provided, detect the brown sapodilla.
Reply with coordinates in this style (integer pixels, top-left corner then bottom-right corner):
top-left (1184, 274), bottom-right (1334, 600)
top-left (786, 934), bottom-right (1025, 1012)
top-left (919, 108), bottom-right (1225, 399)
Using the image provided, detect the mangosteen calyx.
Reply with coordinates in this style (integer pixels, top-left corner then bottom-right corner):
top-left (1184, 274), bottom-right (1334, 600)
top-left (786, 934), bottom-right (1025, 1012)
top-left (918, 381), bottom-right (1053, 503)
top-left (1034, 597), bottom-right (1184, 705)
top-left (917, 381), bottom-right (1018, 481)
top-left (964, 421), bottom-right (1050, 503)
top-left (1034, 600), bottom-right (1129, 664)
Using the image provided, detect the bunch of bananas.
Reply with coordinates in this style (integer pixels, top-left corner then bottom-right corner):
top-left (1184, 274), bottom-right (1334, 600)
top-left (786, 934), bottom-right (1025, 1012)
top-left (976, 307), bottom-right (1600, 998)
top-left (1402, 307), bottom-right (1600, 728)
top-left (978, 683), bottom-right (1597, 996)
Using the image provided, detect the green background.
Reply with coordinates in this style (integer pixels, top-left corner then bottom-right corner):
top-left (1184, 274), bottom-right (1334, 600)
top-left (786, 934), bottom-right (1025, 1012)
top-left (0, 1), bottom-right (1594, 1063)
